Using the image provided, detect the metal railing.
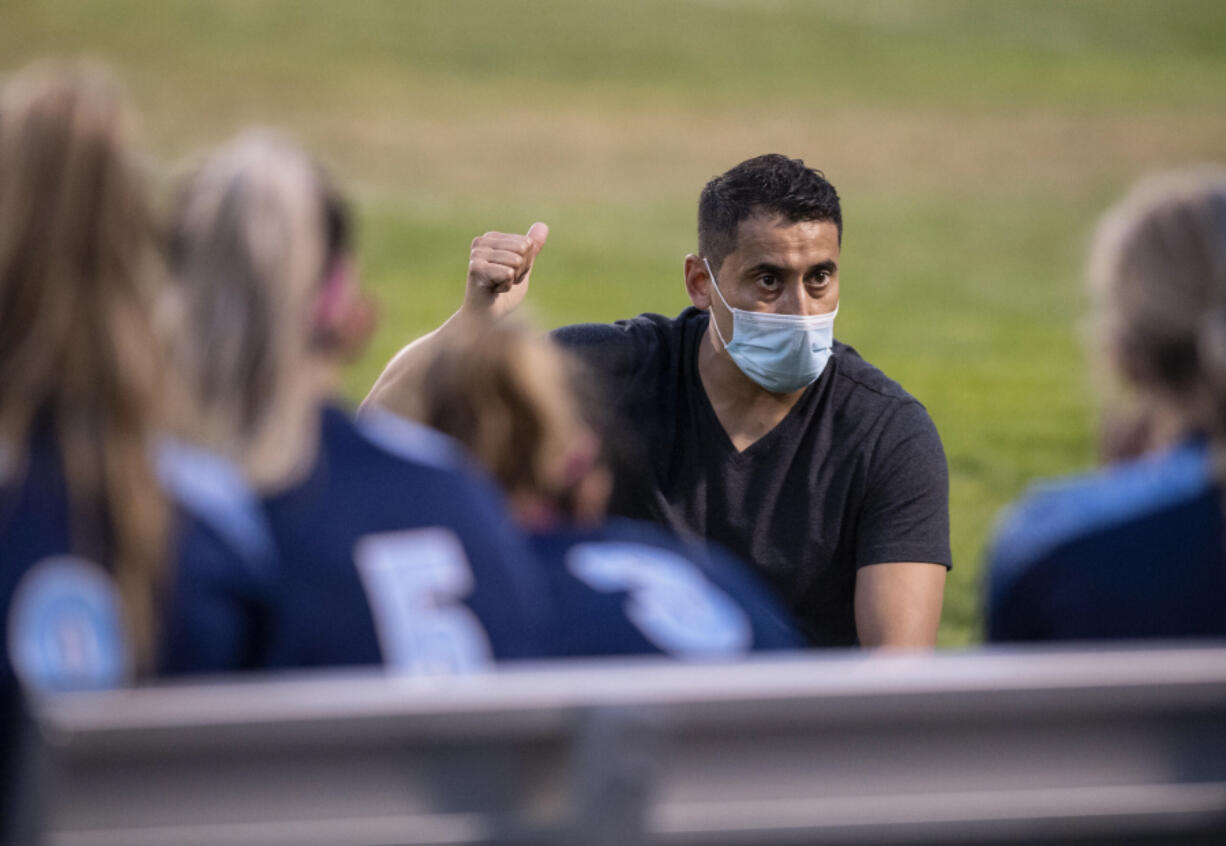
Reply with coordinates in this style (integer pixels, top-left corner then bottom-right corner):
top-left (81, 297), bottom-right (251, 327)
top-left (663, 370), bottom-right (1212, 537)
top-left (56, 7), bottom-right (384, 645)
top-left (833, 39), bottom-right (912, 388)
top-left (22, 643), bottom-right (1226, 845)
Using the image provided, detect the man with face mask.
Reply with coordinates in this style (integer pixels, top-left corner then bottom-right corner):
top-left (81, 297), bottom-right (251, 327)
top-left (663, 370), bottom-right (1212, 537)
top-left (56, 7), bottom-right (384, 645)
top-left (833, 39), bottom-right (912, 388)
top-left (365, 154), bottom-right (950, 648)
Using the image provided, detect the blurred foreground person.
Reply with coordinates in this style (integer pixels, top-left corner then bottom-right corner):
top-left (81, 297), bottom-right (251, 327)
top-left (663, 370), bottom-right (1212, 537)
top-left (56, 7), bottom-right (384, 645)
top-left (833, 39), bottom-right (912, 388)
top-left (988, 167), bottom-right (1226, 641)
top-left (405, 321), bottom-right (805, 656)
top-left (0, 63), bottom-right (269, 696)
top-left (163, 132), bottom-right (562, 671)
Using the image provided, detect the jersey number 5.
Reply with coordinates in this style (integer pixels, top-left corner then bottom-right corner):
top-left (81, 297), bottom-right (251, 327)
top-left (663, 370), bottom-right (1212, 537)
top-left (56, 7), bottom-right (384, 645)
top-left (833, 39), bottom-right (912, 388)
top-left (354, 527), bottom-right (493, 675)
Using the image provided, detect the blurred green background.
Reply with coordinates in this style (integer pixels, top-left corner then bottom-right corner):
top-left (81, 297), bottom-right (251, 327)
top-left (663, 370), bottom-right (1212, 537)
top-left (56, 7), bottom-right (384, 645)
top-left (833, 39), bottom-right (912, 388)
top-left (6, 0), bottom-right (1225, 645)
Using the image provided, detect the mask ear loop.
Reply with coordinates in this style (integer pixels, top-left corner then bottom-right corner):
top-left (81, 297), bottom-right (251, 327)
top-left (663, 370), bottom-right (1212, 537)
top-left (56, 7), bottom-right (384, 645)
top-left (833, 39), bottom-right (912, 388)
top-left (702, 257), bottom-right (734, 351)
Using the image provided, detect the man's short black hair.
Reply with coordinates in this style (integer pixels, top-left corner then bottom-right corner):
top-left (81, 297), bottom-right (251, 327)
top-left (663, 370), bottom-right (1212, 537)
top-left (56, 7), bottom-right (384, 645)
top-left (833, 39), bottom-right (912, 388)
top-left (698, 154), bottom-right (842, 273)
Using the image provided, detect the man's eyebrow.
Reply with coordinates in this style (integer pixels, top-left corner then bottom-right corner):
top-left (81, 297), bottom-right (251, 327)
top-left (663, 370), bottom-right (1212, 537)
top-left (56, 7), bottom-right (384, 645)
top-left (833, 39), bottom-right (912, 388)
top-left (745, 262), bottom-right (788, 276)
top-left (742, 259), bottom-right (838, 277)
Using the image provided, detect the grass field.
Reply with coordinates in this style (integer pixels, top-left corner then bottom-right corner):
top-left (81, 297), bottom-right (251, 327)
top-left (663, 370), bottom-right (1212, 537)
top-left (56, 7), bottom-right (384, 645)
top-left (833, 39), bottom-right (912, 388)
top-left (6, 0), bottom-right (1226, 645)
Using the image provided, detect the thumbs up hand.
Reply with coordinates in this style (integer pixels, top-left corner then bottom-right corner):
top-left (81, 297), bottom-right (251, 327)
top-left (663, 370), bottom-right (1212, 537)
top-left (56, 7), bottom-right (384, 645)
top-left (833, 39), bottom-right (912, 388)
top-left (463, 222), bottom-right (549, 321)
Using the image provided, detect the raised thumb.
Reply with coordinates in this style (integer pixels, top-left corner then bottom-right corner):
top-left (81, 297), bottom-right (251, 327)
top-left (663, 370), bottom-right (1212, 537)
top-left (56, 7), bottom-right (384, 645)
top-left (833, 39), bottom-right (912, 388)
top-left (526, 221), bottom-right (550, 255)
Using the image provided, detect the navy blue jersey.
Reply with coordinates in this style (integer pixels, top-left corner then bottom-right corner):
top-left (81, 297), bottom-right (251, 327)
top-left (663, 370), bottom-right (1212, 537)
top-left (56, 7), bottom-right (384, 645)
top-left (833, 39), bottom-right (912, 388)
top-left (529, 517), bottom-right (806, 657)
top-left (987, 439), bottom-right (1226, 642)
top-left (1, 422), bottom-right (274, 694)
top-left (255, 405), bottom-right (559, 672)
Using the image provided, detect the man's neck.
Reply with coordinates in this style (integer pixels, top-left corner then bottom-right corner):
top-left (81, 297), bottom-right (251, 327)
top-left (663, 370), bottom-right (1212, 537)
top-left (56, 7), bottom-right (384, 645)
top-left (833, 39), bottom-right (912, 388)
top-left (696, 325), bottom-right (805, 452)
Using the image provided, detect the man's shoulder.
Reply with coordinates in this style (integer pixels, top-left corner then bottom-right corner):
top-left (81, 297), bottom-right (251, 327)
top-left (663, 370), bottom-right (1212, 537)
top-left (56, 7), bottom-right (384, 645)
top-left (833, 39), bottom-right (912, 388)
top-left (990, 441), bottom-right (1217, 587)
top-left (830, 340), bottom-right (921, 408)
top-left (550, 309), bottom-right (706, 396)
top-left (825, 341), bottom-right (938, 450)
top-left (551, 308), bottom-right (704, 356)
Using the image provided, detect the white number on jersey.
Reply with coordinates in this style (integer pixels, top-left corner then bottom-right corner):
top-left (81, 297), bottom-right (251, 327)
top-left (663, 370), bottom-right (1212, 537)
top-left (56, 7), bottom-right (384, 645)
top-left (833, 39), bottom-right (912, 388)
top-left (7, 556), bottom-right (130, 693)
top-left (567, 542), bottom-right (752, 657)
top-left (354, 527), bottom-right (493, 675)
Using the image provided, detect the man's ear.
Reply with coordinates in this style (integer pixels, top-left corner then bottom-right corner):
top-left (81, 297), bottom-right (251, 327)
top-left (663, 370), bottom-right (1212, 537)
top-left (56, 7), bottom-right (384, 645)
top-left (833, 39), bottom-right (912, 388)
top-left (684, 254), bottom-right (713, 310)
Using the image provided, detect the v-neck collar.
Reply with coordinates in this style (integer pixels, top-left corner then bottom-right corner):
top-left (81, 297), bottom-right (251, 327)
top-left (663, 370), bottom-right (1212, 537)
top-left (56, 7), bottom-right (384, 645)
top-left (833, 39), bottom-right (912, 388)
top-left (686, 312), bottom-right (825, 463)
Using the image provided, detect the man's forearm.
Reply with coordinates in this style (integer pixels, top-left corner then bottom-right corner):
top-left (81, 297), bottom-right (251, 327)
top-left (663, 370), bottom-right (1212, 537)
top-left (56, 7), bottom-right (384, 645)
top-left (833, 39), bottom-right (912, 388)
top-left (360, 310), bottom-right (466, 417)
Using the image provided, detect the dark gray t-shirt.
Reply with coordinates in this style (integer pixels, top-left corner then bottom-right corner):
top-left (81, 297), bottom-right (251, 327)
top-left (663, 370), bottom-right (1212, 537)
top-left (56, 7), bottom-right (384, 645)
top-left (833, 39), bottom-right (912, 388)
top-left (553, 307), bottom-right (951, 646)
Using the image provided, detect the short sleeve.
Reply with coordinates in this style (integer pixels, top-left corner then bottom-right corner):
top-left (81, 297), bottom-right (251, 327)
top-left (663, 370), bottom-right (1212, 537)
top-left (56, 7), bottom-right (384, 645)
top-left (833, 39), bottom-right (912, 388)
top-left (855, 400), bottom-right (951, 569)
top-left (550, 319), bottom-right (666, 402)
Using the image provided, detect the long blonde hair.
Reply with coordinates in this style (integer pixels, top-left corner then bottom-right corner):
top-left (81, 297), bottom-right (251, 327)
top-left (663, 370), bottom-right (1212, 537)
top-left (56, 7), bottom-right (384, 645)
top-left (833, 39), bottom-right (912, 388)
top-left (1090, 166), bottom-right (1226, 455)
top-left (164, 131), bottom-right (339, 490)
top-left (0, 62), bottom-right (169, 670)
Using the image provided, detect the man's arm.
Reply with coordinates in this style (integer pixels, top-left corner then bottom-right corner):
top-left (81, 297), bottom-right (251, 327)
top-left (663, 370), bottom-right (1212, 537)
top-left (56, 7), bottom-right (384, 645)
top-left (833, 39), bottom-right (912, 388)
top-left (361, 223), bottom-right (549, 415)
top-left (851, 398), bottom-right (951, 649)
top-left (854, 562), bottom-right (946, 648)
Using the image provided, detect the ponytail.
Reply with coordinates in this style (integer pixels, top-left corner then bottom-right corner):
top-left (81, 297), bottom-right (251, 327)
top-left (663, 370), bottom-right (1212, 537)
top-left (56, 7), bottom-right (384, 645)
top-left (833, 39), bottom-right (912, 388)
top-left (0, 63), bottom-right (170, 672)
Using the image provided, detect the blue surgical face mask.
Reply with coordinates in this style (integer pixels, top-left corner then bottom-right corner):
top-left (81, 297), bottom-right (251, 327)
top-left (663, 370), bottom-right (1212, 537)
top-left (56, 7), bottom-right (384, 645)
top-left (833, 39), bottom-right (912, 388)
top-left (704, 257), bottom-right (837, 394)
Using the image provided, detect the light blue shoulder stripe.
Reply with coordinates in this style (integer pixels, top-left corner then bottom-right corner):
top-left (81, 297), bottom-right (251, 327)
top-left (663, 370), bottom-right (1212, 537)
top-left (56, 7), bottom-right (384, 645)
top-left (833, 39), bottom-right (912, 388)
top-left (353, 407), bottom-right (468, 473)
top-left (153, 437), bottom-right (276, 573)
top-left (992, 440), bottom-right (1214, 580)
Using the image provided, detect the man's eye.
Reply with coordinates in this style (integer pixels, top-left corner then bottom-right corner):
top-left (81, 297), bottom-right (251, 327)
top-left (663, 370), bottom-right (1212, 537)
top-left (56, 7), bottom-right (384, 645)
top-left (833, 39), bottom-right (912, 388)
top-left (811, 270), bottom-right (831, 284)
top-left (757, 274), bottom-right (779, 288)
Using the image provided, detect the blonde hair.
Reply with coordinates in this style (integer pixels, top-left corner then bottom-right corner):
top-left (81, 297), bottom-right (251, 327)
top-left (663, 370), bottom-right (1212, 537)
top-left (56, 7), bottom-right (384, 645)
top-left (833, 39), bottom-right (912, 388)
top-left (409, 321), bottom-right (595, 508)
top-left (1089, 166), bottom-right (1226, 449)
top-left (165, 131), bottom-right (338, 490)
top-left (0, 61), bottom-right (169, 670)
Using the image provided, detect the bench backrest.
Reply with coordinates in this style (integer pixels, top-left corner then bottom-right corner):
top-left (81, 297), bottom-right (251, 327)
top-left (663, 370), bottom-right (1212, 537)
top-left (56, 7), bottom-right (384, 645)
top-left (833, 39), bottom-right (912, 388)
top-left (26, 644), bottom-right (1226, 845)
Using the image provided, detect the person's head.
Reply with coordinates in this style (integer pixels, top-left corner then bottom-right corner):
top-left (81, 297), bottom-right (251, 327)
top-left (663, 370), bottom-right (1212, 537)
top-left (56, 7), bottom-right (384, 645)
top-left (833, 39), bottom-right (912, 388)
top-left (0, 61), bottom-right (168, 669)
top-left (696, 154), bottom-right (842, 277)
top-left (165, 131), bottom-right (374, 489)
top-left (1089, 166), bottom-right (1226, 450)
top-left (685, 155), bottom-right (843, 392)
top-left (405, 321), bottom-right (612, 530)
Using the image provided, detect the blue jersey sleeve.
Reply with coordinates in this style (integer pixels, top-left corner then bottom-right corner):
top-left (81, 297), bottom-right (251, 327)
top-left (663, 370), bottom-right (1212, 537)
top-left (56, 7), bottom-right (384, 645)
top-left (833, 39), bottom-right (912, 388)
top-left (155, 440), bottom-right (278, 675)
top-left (987, 441), bottom-right (1226, 642)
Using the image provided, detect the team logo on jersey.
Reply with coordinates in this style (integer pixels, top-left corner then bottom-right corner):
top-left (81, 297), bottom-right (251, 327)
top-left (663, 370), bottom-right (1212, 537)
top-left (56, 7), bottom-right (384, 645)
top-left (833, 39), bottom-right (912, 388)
top-left (7, 556), bottom-right (130, 693)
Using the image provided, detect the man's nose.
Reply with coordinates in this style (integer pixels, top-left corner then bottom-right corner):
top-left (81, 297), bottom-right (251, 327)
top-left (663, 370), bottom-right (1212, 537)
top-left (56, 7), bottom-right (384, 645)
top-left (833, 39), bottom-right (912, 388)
top-left (780, 281), bottom-right (816, 316)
